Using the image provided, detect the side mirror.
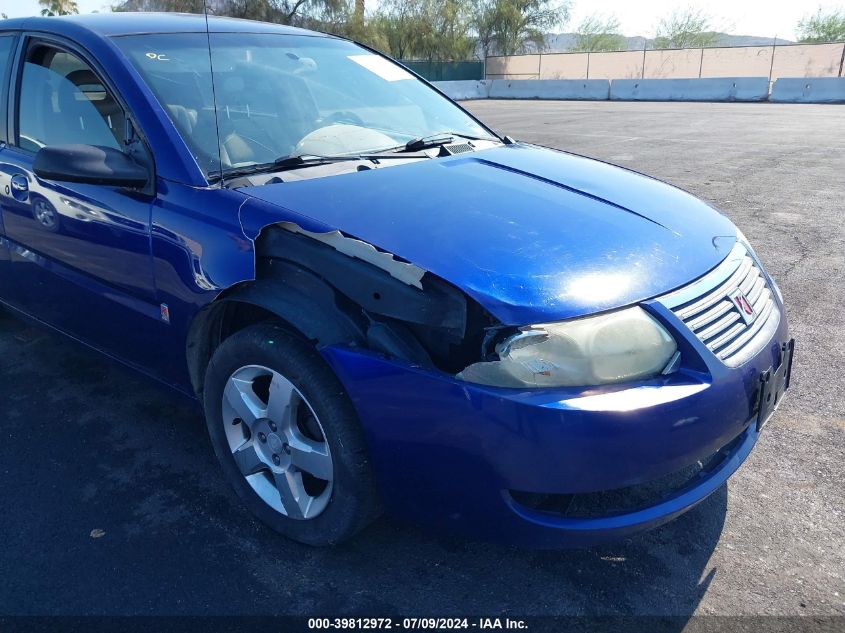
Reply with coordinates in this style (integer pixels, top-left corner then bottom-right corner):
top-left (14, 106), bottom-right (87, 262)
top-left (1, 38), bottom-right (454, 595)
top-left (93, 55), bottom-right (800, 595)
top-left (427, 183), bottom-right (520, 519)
top-left (33, 144), bottom-right (148, 188)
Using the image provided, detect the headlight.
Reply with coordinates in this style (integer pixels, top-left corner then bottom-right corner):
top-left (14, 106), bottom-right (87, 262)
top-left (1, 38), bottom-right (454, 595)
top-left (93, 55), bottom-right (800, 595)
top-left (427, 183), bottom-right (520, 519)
top-left (458, 307), bottom-right (677, 388)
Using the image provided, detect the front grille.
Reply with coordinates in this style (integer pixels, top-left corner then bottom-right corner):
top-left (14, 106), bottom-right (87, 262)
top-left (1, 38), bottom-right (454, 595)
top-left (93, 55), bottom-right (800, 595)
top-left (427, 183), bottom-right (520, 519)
top-left (660, 242), bottom-right (780, 367)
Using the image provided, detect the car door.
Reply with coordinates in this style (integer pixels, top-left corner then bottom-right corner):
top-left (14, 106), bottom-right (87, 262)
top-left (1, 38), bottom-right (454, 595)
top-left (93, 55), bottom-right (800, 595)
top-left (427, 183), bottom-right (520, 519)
top-left (0, 32), bottom-right (19, 301)
top-left (0, 36), bottom-right (164, 369)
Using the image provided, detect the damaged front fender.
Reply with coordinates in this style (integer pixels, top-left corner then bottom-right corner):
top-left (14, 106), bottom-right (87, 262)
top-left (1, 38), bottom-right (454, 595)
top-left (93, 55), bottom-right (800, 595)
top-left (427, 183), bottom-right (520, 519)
top-left (236, 197), bottom-right (494, 374)
top-left (256, 224), bottom-right (467, 334)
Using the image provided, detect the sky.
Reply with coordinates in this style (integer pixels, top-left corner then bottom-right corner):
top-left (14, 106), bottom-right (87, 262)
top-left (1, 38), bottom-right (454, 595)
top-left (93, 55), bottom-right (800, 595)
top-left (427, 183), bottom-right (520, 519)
top-left (3, 0), bottom-right (843, 41)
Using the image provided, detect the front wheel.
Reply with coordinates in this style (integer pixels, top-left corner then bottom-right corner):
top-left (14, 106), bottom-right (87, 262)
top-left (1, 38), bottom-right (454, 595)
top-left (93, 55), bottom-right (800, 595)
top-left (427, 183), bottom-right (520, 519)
top-left (203, 323), bottom-right (380, 545)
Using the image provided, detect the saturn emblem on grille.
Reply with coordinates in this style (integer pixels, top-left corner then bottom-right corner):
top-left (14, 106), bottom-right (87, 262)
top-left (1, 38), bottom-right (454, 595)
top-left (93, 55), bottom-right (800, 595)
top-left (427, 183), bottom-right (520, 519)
top-left (729, 288), bottom-right (756, 325)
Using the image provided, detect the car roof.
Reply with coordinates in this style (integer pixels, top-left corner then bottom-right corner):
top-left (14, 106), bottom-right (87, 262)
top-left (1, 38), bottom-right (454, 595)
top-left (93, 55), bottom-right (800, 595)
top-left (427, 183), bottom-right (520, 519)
top-left (0, 12), bottom-right (328, 38)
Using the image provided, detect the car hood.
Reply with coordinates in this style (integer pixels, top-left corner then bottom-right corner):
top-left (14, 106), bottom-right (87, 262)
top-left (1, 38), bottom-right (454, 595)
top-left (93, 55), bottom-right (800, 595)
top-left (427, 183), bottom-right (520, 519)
top-left (239, 143), bottom-right (737, 325)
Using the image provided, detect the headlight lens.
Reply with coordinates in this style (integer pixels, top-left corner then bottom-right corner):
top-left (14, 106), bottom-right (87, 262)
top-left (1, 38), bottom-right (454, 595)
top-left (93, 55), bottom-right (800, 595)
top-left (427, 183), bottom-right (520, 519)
top-left (458, 307), bottom-right (677, 388)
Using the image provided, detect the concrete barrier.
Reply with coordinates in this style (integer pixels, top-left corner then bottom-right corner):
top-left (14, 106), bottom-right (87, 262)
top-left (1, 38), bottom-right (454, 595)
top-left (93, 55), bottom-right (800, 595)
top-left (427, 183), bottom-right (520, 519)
top-left (431, 80), bottom-right (489, 100)
top-left (610, 77), bottom-right (769, 102)
top-left (434, 76), bottom-right (845, 103)
top-left (770, 77), bottom-right (845, 103)
top-left (488, 79), bottom-right (610, 100)
top-left (432, 80), bottom-right (491, 101)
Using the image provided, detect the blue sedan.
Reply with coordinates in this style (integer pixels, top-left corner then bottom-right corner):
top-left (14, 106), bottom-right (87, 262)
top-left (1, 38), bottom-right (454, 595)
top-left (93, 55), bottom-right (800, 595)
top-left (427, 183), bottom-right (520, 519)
top-left (0, 13), bottom-right (793, 546)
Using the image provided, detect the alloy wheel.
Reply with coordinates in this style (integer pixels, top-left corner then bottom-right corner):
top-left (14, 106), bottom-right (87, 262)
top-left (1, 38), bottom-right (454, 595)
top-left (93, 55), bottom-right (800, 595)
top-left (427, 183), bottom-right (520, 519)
top-left (221, 365), bottom-right (334, 520)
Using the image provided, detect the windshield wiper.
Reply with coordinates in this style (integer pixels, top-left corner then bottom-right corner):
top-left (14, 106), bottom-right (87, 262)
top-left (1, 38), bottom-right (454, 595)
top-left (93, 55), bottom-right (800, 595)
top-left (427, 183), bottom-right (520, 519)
top-left (404, 133), bottom-right (455, 152)
top-left (403, 132), bottom-right (495, 152)
top-left (221, 155), bottom-right (373, 180)
top-left (216, 161), bottom-right (282, 181)
top-left (273, 154), bottom-right (364, 169)
top-left (273, 153), bottom-right (431, 170)
top-left (221, 152), bottom-right (432, 183)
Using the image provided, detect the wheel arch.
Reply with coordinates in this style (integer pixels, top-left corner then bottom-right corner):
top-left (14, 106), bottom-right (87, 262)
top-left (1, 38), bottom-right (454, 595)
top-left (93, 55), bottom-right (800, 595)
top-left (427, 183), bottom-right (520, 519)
top-left (186, 221), bottom-right (498, 397)
top-left (186, 262), bottom-right (366, 398)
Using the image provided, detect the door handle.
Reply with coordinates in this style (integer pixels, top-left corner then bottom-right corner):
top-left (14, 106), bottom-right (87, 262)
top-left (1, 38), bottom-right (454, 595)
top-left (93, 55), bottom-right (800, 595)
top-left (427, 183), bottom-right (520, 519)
top-left (10, 174), bottom-right (29, 202)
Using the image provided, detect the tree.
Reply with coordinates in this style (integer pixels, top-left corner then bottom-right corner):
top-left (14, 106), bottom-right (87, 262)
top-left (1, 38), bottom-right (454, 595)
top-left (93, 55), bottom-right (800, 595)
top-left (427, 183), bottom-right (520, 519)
top-left (275, 0), bottom-right (346, 25)
top-left (470, 0), bottom-right (498, 58)
top-left (376, 0), bottom-right (473, 61)
top-left (375, 0), bottom-right (423, 59)
top-left (797, 7), bottom-right (845, 43)
top-left (40, 0), bottom-right (79, 16)
top-left (571, 13), bottom-right (626, 52)
top-left (308, 0), bottom-right (390, 52)
top-left (112, 0), bottom-right (214, 14)
top-left (654, 8), bottom-right (718, 49)
top-left (472, 0), bottom-right (570, 56)
top-left (112, 0), bottom-right (345, 25)
top-left (435, 0), bottom-right (475, 60)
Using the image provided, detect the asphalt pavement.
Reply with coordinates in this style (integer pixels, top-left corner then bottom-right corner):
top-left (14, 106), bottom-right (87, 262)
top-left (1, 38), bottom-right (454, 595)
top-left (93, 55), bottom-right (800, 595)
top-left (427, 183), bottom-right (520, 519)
top-left (1, 100), bottom-right (843, 622)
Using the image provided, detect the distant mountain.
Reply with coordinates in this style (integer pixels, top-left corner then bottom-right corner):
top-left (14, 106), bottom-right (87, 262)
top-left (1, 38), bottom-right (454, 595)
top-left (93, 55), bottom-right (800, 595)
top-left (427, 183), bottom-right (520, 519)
top-left (710, 34), bottom-right (794, 47)
top-left (529, 32), bottom-right (794, 54)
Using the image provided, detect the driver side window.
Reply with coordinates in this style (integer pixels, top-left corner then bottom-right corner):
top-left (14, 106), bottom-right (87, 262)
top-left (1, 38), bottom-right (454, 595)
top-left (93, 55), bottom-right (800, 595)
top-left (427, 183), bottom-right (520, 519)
top-left (17, 45), bottom-right (124, 153)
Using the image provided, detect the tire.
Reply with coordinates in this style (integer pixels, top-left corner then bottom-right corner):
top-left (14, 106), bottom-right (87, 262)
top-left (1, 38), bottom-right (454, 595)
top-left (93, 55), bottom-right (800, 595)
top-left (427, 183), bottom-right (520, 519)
top-left (203, 323), bottom-right (380, 545)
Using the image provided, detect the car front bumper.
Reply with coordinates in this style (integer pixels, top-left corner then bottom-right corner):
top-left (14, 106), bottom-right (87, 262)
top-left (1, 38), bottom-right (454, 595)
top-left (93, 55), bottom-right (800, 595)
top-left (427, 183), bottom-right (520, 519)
top-left (320, 295), bottom-right (790, 548)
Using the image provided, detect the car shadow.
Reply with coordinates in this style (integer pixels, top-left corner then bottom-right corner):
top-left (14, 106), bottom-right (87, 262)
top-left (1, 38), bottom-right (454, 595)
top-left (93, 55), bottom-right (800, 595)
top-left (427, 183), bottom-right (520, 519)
top-left (0, 314), bottom-right (724, 624)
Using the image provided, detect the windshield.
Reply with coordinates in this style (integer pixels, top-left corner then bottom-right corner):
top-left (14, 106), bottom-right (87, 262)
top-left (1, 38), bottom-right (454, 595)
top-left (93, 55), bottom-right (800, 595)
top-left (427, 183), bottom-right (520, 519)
top-left (113, 33), bottom-right (494, 179)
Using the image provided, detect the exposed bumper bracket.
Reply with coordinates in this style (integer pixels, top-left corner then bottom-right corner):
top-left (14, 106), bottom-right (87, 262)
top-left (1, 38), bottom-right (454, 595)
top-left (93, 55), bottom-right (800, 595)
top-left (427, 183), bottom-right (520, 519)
top-left (757, 338), bottom-right (795, 431)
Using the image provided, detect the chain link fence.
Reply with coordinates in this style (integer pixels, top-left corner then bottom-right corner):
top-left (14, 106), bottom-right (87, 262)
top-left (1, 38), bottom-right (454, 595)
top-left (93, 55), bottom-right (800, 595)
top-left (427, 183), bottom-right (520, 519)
top-left (399, 60), bottom-right (484, 81)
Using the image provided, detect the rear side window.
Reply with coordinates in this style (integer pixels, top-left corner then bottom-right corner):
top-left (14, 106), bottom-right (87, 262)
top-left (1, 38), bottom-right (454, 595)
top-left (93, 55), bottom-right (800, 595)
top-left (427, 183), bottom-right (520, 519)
top-left (0, 34), bottom-right (17, 144)
top-left (17, 45), bottom-right (124, 152)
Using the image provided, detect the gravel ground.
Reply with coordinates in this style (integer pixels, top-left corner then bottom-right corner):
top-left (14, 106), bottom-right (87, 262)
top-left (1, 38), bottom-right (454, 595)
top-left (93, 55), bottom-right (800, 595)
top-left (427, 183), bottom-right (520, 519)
top-left (1, 101), bottom-right (843, 622)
